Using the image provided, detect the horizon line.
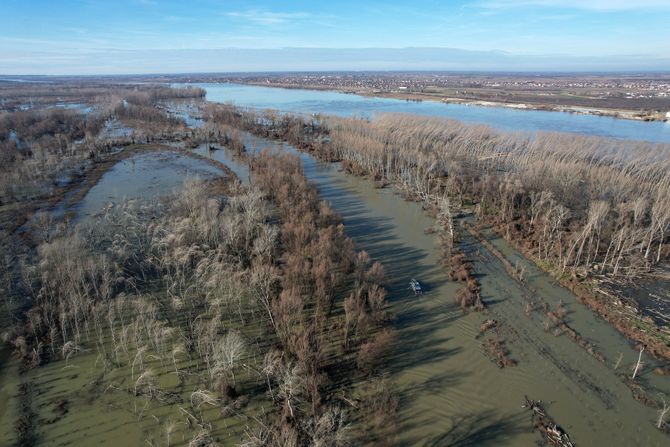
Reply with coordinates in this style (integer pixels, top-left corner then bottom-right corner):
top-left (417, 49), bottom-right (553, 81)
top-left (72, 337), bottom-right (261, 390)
top-left (4, 69), bottom-right (670, 78)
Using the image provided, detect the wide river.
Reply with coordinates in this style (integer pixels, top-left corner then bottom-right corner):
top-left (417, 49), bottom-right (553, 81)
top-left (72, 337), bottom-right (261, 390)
top-left (184, 82), bottom-right (670, 143)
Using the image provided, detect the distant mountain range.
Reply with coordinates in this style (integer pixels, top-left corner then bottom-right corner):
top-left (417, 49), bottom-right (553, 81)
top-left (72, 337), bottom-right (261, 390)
top-left (2, 47), bottom-right (669, 75)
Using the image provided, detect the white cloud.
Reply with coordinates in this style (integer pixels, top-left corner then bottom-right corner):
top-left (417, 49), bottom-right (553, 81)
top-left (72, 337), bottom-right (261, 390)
top-left (225, 10), bottom-right (311, 25)
top-left (477, 0), bottom-right (670, 11)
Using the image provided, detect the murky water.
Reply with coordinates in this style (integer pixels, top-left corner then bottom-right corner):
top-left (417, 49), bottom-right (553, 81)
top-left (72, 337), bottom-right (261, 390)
top-left (74, 151), bottom-right (225, 220)
top-left (0, 149), bottom-right (257, 447)
top-left (0, 317), bottom-right (268, 447)
top-left (99, 119), bottom-right (133, 140)
top-left (183, 83), bottom-right (670, 143)
top-left (622, 277), bottom-right (670, 329)
top-left (2, 137), bottom-right (668, 445)
top-left (164, 101), bottom-right (204, 128)
top-left (300, 152), bottom-right (669, 446)
top-left (192, 144), bottom-right (250, 185)
top-left (205, 133), bottom-right (669, 445)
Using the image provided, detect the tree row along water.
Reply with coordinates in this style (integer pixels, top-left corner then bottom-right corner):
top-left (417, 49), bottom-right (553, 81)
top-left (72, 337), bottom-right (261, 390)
top-left (181, 82), bottom-right (670, 144)
top-left (1, 89), bottom-right (668, 445)
top-left (199, 133), bottom-right (670, 446)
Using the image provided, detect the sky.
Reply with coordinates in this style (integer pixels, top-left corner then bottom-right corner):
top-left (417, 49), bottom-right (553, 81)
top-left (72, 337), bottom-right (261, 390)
top-left (1, 0), bottom-right (669, 74)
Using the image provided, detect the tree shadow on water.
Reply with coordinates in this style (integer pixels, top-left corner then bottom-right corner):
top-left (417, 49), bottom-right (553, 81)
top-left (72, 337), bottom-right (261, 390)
top-left (422, 411), bottom-right (529, 447)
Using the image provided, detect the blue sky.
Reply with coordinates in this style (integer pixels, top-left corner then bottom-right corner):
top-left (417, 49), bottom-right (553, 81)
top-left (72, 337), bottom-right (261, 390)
top-left (1, 0), bottom-right (669, 74)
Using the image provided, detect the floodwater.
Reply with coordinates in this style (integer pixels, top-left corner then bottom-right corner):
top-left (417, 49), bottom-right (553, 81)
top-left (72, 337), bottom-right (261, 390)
top-left (184, 82), bottom-right (670, 143)
top-left (99, 119), bottom-right (133, 140)
top-left (203, 136), bottom-right (670, 445)
top-left (74, 151), bottom-right (225, 220)
top-left (292, 144), bottom-right (669, 446)
top-left (181, 130), bottom-right (670, 444)
top-left (2, 136), bottom-right (668, 445)
top-left (0, 150), bottom-right (249, 447)
top-left (164, 101), bottom-right (204, 128)
top-left (0, 311), bottom-right (268, 447)
top-left (622, 277), bottom-right (670, 329)
top-left (3, 91), bottom-right (669, 444)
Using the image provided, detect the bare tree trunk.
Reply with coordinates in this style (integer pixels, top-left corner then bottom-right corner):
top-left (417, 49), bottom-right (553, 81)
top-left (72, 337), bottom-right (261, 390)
top-left (658, 396), bottom-right (669, 429)
top-left (632, 346), bottom-right (644, 380)
top-left (614, 352), bottom-right (623, 370)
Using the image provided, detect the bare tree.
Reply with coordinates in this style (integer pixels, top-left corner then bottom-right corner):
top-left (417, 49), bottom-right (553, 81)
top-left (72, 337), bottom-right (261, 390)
top-left (657, 394), bottom-right (669, 430)
top-left (632, 346), bottom-right (645, 380)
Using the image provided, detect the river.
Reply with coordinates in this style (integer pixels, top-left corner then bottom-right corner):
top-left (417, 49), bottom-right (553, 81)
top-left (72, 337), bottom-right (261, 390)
top-left (183, 82), bottom-right (670, 144)
top-left (186, 85), bottom-right (670, 443)
top-left (3, 84), bottom-right (668, 446)
top-left (196, 133), bottom-right (670, 446)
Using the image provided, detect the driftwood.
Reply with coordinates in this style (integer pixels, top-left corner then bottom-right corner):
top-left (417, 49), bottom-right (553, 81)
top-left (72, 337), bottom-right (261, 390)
top-left (522, 396), bottom-right (575, 447)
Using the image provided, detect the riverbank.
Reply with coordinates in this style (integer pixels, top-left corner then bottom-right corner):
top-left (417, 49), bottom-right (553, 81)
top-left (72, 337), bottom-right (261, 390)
top-left (365, 90), bottom-right (668, 122)
top-left (237, 81), bottom-right (669, 122)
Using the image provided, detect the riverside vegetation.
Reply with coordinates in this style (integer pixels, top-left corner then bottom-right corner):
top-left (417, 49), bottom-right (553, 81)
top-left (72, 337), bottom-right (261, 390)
top-left (1, 81), bottom-right (669, 445)
top-left (200, 103), bottom-right (670, 355)
top-left (0, 83), bottom-right (396, 446)
top-left (198, 102), bottom-right (670, 437)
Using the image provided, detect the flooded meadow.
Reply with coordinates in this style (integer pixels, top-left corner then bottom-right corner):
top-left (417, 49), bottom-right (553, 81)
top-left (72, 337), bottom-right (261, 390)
top-left (2, 86), bottom-right (669, 447)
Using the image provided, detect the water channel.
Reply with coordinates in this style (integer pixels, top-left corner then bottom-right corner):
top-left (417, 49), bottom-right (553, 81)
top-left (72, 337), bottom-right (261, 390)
top-left (199, 131), bottom-right (670, 446)
top-left (2, 84), bottom-right (669, 445)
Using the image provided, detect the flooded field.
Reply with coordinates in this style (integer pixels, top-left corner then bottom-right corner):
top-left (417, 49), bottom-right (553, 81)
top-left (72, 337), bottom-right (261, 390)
top-left (74, 151), bottom-right (226, 220)
top-left (194, 132), bottom-right (670, 445)
top-left (99, 119), bottom-right (133, 140)
top-left (2, 121), bottom-right (668, 446)
top-left (0, 147), bottom-right (273, 447)
top-left (0, 303), bottom-right (270, 447)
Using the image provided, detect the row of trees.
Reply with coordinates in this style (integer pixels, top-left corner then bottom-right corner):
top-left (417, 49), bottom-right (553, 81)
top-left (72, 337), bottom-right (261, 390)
top-left (247, 150), bottom-right (396, 445)
top-left (203, 104), bottom-right (670, 281)
top-left (321, 114), bottom-right (670, 279)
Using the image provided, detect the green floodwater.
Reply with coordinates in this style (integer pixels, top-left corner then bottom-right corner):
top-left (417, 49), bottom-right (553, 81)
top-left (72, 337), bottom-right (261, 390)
top-left (304, 158), bottom-right (669, 446)
top-left (196, 134), bottom-right (670, 445)
top-left (1, 138), bottom-right (669, 446)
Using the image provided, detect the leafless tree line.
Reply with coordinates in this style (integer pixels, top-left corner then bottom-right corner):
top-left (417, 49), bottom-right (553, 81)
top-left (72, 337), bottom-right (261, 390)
top-left (203, 104), bottom-right (670, 282)
top-left (245, 150), bottom-right (396, 446)
top-left (323, 114), bottom-right (670, 278)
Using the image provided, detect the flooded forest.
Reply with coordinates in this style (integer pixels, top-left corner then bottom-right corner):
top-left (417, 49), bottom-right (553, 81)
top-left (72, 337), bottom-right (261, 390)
top-left (0, 80), bottom-right (669, 447)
